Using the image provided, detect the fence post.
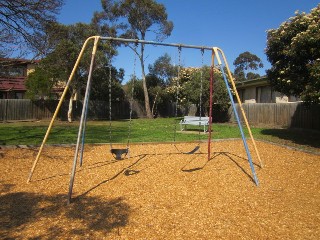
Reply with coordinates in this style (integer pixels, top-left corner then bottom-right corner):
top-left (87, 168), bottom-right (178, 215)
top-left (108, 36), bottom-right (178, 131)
top-left (4, 99), bottom-right (8, 122)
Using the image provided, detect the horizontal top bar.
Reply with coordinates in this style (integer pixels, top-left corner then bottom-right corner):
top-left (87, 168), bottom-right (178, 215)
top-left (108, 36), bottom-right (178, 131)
top-left (99, 36), bottom-right (215, 51)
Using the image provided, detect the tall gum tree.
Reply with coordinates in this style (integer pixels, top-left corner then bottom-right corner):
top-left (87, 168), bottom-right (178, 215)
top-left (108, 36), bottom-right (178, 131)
top-left (95, 0), bottom-right (173, 118)
top-left (233, 51), bottom-right (264, 81)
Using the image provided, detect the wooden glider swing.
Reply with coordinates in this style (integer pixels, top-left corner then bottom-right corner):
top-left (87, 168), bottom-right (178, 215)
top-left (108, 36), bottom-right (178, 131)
top-left (27, 36), bottom-right (263, 204)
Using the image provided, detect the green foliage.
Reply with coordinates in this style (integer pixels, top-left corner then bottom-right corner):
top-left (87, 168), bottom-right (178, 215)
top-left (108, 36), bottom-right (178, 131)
top-left (26, 22), bottom-right (125, 101)
top-left (26, 23), bottom-right (93, 99)
top-left (180, 67), bottom-right (209, 106)
top-left (212, 69), bottom-right (230, 110)
top-left (147, 54), bottom-right (179, 116)
top-left (148, 53), bottom-right (177, 85)
top-left (233, 51), bottom-right (263, 81)
top-left (124, 76), bottom-right (142, 101)
top-left (246, 72), bottom-right (261, 80)
top-left (106, 0), bottom-right (174, 40)
top-left (265, 4), bottom-right (320, 103)
top-left (167, 66), bottom-right (230, 114)
top-left (90, 66), bottom-right (125, 101)
top-left (146, 74), bottom-right (172, 117)
top-left (26, 68), bottom-right (55, 99)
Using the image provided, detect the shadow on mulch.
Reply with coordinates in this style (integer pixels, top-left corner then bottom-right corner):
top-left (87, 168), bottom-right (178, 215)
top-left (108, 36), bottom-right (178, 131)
top-left (0, 184), bottom-right (131, 239)
top-left (260, 128), bottom-right (320, 150)
top-left (78, 154), bottom-right (148, 198)
top-left (181, 151), bottom-right (258, 184)
top-left (78, 149), bottom-right (259, 199)
top-left (27, 147), bottom-right (258, 202)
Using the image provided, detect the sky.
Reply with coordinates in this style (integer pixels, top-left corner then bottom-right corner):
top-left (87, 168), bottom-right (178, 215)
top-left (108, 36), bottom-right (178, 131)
top-left (58, 0), bottom-right (319, 81)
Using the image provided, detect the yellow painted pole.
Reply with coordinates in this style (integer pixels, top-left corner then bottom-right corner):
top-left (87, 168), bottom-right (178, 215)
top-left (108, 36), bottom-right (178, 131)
top-left (216, 48), bottom-right (263, 168)
top-left (27, 36), bottom-right (98, 183)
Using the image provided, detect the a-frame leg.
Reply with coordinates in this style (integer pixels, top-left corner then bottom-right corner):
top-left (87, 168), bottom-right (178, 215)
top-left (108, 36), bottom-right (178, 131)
top-left (212, 47), bottom-right (259, 186)
top-left (67, 37), bottom-right (100, 204)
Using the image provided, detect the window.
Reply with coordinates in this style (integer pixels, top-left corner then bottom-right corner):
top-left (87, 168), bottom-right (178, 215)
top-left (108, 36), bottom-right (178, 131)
top-left (256, 86), bottom-right (273, 103)
top-left (0, 66), bottom-right (25, 77)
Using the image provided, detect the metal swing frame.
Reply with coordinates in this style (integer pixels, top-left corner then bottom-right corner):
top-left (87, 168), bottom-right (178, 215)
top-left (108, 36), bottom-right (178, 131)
top-left (27, 36), bottom-right (263, 204)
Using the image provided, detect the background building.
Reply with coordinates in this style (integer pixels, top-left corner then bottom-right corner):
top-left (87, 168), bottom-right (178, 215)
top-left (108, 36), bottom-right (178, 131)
top-left (0, 58), bottom-right (38, 99)
top-left (235, 77), bottom-right (300, 103)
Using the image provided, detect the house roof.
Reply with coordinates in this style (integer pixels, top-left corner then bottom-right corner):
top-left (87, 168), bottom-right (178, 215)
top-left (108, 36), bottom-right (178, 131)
top-left (0, 58), bottom-right (39, 92)
top-left (0, 58), bottom-right (40, 65)
top-left (0, 77), bottom-right (26, 91)
top-left (235, 77), bottom-right (269, 89)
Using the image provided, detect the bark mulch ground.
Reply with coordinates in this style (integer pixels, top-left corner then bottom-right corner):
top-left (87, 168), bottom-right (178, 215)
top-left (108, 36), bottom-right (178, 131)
top-left (0, 140), bottom-right (319, 239)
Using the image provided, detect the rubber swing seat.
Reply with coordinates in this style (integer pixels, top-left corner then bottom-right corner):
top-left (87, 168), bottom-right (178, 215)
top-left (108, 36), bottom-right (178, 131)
top-left (186, 145), bottom-right (200, 154)
top-left (111, 148), bottom-right (129, 160)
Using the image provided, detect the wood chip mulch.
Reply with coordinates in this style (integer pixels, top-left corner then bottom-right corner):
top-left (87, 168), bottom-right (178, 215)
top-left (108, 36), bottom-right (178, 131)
top-left (0, 140), bottom-right (319, 239)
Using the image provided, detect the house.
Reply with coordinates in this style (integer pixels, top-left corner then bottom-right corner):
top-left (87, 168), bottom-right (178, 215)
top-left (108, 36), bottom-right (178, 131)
top-left (0, 58), bottom-right (38, 99)
top-left (0, 58), bottom-right (65, 99)
top-left (235, 77), bottom-right (300, 103)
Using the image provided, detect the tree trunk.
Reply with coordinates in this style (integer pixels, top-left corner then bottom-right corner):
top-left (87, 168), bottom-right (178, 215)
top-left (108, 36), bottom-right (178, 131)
top-left (67, 90), bottom-right (75, 122)
top-left (151, 90), bottom-right (159, 117)
top-left (139, 43), bottom-right (153, 118)
top-left (141, 73), bottom-right (152, 118)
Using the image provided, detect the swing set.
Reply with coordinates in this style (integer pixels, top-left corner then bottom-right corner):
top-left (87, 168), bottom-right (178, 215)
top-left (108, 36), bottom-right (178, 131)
top-left (27, 36), bottom-right (263, 204)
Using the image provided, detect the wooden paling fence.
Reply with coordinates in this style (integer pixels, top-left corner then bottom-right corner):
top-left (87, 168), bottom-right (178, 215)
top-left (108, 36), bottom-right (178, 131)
top-left (0, 99), bottom-right (54, 121)
top-left (0, 99), bottom-right (130, 121)
top-left (229, 102), bottom-right (320, 130)
top-left (1, 99), bottom-right (319, 130)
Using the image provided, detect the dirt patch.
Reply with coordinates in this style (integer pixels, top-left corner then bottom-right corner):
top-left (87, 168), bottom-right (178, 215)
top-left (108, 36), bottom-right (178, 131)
top-left (1, 140), bottom-right (319, 239)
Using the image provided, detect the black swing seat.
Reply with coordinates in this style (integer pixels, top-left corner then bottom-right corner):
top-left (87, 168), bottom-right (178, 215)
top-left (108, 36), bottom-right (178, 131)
top-left (111, 148), bottom-right (129, 160)
top-left (174, 144), bottom-right (200, 155)
top-left (185, 145), bottom-right (200, 154)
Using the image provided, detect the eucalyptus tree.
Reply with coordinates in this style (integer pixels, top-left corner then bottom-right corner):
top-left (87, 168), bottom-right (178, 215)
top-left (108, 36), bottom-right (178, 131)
top-left (94, 0), bottom-right (174, 118)
top-left (233, 51), bottom-right (264, 81)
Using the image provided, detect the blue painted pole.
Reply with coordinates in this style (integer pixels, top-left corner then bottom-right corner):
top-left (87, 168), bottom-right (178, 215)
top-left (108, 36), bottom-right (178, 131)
top-left (219, 65), bottom-right (259, 186)
top-left (79, 79), bottom-right (92, 167)
top-left (79, 98), bottom-right (88, 166)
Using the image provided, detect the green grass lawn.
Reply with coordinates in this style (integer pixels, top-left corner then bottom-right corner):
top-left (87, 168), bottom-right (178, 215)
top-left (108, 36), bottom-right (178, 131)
top-left (0, 118), bottom-right (319, 153)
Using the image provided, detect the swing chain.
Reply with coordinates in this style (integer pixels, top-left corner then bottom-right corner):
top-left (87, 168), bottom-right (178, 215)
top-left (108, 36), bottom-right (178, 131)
top-left (199, 48), bottom-right (204, 119)
top-left (108, 44), bottom-right (113, 147)
top-left (126, 42), bottom-right (138, 147)
top-left (196, 48), bottom-right (205, 142)
top-left (173, 45), bottom-right (202, 154)
top-left (175, 46), bottom-right (182, 118)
